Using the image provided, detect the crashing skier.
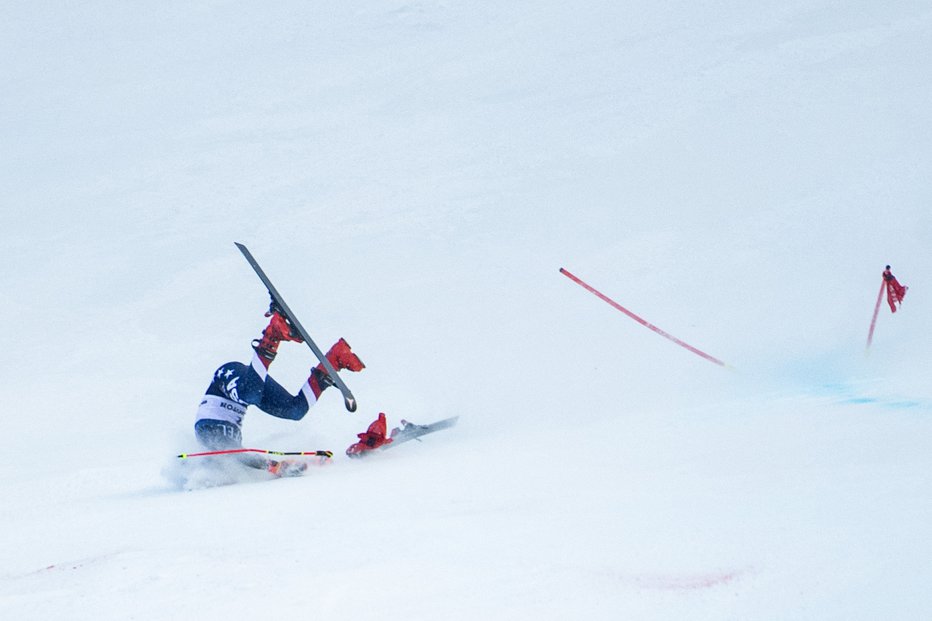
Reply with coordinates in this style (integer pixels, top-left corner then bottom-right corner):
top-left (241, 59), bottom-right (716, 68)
top-left (194, 303), bottom-right (365, 476)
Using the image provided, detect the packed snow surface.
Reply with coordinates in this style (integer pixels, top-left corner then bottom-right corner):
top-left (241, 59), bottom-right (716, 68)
top-left (2, 2), bottom-right (931, 619)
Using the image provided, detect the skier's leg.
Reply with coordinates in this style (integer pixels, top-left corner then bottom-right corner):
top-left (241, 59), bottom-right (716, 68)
top-left (258, 338), bottom-right (367, 419)
top-left (257, 373), bottom-right (313, 420)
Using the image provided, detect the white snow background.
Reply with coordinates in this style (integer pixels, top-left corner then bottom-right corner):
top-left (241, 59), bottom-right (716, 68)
top-left (2, 1), bottom-right (931, 619)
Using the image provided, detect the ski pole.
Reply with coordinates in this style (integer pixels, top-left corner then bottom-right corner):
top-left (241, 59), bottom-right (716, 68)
top-left (559, 267), bottom-right (728, 368)
top-left (177, 448), bottom-right (333, 459)
top-left (866, 279), bottom-right (885, 350)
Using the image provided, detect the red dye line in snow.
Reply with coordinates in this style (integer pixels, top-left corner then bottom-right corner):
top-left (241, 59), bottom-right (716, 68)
top-left (31, 554), bottom-right (117, 575)
top-left (633, 570), bottom-right (742, 590)
top-left (866, 280), bottom-right (885, 350)
top-left (559, 267), bottom-right (728, 368)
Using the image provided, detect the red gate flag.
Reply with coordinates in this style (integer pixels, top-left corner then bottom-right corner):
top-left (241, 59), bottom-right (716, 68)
top-left (883, 265), bottom-right (908, 313)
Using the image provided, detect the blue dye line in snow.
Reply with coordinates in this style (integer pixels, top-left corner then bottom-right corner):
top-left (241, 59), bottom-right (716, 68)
top-left (817, 383), bottom-right (927, 410)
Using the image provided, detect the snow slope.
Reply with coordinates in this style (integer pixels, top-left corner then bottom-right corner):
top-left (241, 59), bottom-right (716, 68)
top-left (2, 1), bottom-right (931, 619)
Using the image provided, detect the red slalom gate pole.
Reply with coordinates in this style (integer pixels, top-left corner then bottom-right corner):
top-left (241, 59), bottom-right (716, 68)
top-left (559, 267), bottom-right (728, 368)
top-left (177, 448), bottom-right (333, 459)
top-left (866, 280), bottom-right (885, 350)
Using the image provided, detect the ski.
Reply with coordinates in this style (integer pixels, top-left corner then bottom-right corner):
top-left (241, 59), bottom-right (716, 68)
top-left (235, 242), bottom-right (358, 412)
top-left (347, 416), bottom-right (459, 458)
top-left (387, 416), bottom-right (459, 447)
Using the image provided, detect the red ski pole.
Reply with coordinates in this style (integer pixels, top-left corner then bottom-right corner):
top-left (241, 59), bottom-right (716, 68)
top-left (177, 448), bottom-right (333, 459)
top-left (866, 279), bottom-right (885, 350)
top-left (559, 267), bottom-right (728, 368)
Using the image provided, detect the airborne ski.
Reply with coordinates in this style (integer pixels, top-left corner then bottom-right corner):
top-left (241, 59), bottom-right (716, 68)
top-left (235, 242), bottom-right (358, 412)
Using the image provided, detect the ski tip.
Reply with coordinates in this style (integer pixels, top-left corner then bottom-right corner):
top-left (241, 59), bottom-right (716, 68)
top-left (345, 396), bottom-right (357, 413)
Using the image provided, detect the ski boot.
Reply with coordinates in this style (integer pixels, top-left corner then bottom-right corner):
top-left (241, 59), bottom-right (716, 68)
top-left (346, 413), bottom-right (393, 457)
top-left (308, 338), bottom-right (366, 398)
top-left (252, 310), bottom-right (303, 361)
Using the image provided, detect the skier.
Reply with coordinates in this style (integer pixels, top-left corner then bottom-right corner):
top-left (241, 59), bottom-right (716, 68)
top-left (194, 304), bottom-right (365, 476)
top-left (882, 265), bottom-right (908, 313)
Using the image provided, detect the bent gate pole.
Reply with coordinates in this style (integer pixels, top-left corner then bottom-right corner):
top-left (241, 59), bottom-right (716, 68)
top-left (559, 267), bottom-right (728, 368)
top-left (866, 280), bottom-right (885, 350)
